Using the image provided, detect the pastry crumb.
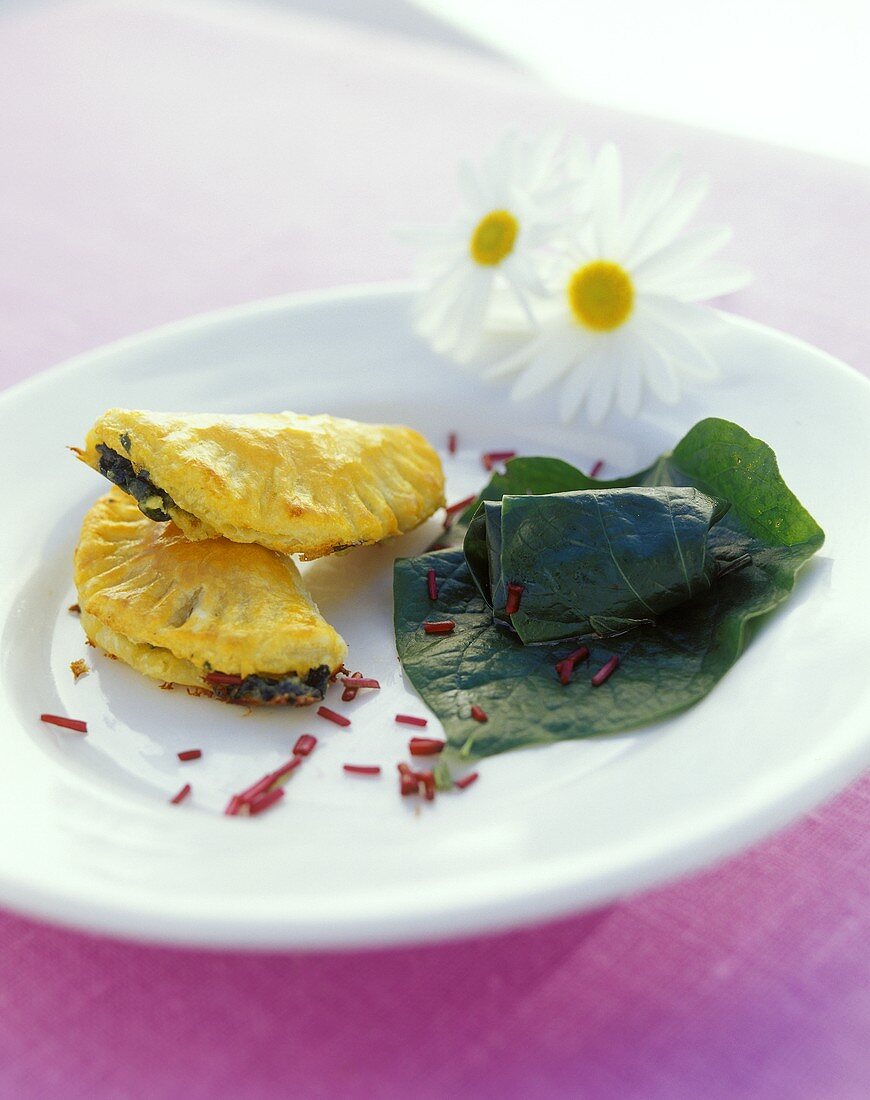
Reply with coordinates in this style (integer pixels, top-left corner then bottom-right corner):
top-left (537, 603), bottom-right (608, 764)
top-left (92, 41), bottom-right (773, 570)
top-left (159, 681), bottom-right (174, 691)
top-left (70, 659), bottom-right (90, 681)
top-left (68, 603), bottom-right (81, 614)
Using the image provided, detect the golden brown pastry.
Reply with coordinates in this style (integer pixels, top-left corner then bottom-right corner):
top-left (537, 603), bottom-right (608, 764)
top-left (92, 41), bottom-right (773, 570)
top-left (75, 409), bottom-right (445, 559)
top-left (74, 489), bottom-right (347, 705)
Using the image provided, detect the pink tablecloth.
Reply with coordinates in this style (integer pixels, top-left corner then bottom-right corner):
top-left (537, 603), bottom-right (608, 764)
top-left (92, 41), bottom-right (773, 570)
top-left (1, 4), bottom-right (868, 1097)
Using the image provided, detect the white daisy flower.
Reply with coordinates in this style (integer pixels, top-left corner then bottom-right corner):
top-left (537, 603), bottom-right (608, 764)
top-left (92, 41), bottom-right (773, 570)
top-left (408, 131), bottom-right (587, 359)
top-left (487, 144), bottom-right (752, 423)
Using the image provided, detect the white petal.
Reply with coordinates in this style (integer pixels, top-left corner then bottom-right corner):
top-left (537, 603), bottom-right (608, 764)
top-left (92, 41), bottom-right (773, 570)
top-left (500, 267), bottom-right (540, 330)
top-left (616, 354), bottom-right (643, 418)
top-left (412, 260), bottom-right (473, 331)
top-left (617, 326), bottom-right (668, 409)
top-left (634, 295), bottom-right (723, 334)
top-left (503, 250), bottom-right (548, 294)
top-left (631, 225), bottom-right (733, 285)
top-left (522, 128), bottom-right (564, 191)
top-left (515, 220), bottom-right (563, 252)
top-left (651, 261), bottom-right (754, 301)
top-left (621, 176), bottom-right (710, 269)
top-left (606, 328), bottom-right (645, 417)
top-left (415, 266), bottom-right (490, 353)
top-left (549, 235), bottom-right (594, 270)
top-left (564, 136), bottom-right (592, 184)
top-left (634, 307), bottom-right (720, 382)
top-left (419, 253), bottom-right (470, 297)
top-left (486, 334), bottom-right (543, 380)
top-left (515, 131), bottom-right (574, 208)
top-left (591, 143), bottom-right (622, 255)
top-left (487, 282), bottom-right (538, 331)
top-left (615, 155), bottom-right (683, 258)
top-left (641, 345), bottom-right (682, 403)
top-left (558, 343), bottom-right (602, 422)
top-left (481, 131), bottom-right (519, 204)
top-left (450, 271), bottom-right (495, 354)
top-left (511, 331), bottom-right (583, 400)
top-left (413, 245), bottom-right (467, 281)
top-left (585, 343), bottom-right (618, 424)
top-left (416, 256), bottom-right (465, 286)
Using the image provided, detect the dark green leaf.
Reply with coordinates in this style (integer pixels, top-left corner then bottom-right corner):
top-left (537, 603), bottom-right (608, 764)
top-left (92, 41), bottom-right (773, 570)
top-left (395, 418), bottom-right (824, 759)
top-left (465, 486), bottom-right (733, 644)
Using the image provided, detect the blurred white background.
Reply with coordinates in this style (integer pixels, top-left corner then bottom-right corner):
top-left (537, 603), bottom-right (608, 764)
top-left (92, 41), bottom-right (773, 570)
top-left (12, 0), bottom-right (861, 161)
top-left (256, 0), bottom-right (869, 164)
top-left (414, 0), bottom-right (869, 164)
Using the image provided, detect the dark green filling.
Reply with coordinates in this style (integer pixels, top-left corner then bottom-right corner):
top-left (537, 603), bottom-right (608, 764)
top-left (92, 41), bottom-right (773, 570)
top-left (97, 444), bottom-right (176, 522)
top-left (213, 665), bottom-right (331, 706)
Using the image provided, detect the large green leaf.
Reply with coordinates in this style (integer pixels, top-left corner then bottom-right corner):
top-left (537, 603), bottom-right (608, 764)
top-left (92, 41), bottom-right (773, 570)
top-left (394, 418), bottom-right (824, 759)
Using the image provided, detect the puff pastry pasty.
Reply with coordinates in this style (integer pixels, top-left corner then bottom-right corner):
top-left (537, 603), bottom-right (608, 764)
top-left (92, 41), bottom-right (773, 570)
top-left (74, 489), bottom-right (347, 705)
top-left (76, 409), bottom-right (445, 560)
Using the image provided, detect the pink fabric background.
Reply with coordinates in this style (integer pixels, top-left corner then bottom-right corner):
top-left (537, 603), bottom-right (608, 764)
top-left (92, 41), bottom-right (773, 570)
top-left (1, 3), bottom-right (868, 1096)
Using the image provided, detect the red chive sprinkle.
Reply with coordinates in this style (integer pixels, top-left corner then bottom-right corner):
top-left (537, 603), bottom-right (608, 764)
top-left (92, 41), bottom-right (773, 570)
top-left (396, 714), bottom-right (428, 727)
top-left (204, 671), bottom-right (243, 686)
top-left (423, 620), bottom-right (455, 635)
top-left (444, 494), bottom-right (477, 519)
top-left (341, 671), bottom-right (364, 702)
top-left (293, 734), bottom-right (317, 757)
top-left (238, 758), bottom-right (301, 804)
top-left (269, 757), bottom-right (302, 785)
top-left (338, 677), bottom-right (380, 691)
top-left (591, 654), bottom-right (620, 687)
top-left (418, 771), bottom-right (436, 801)
top-left (409, 737), bottom-right (445, 756)
top-left (470, 705), bottom-right (488, 723)
top-left (448, 431), bottom-right (458, 455)
top-left (504, 583), bottom-right (524, 615)
top-left (482, 450), bottom-right (517, 471)
top-left (396, 763), bottom-right (438, 798)
top-left (427, 568), bottom-right (438, 601)
top-left (177, 749), bottom-right (202, 762)
top-left (239, 774), bottom-right (276, 803)
top-left (398, 763), bottom-right (419, 796)
top-left (248, 788), bottom-right (285, 816)
top-left (225, 794), bottom-right (245, 816)
top-left (589, 459), bottom-right (604, 478)
top-left (40, 713), bottom-right (87, 733)
top-left (343, 764), bottom-right (382, 776)
top-left (455, 772), bottom-right (479, 790)
top-left (170, 783), bottom-right (191, 804)
top-left (566, 646), bottom-right (591, 664)
top-left (317, 705), bottom-right (351, 727)
top-left (555, 645), bottom-right (590, 685)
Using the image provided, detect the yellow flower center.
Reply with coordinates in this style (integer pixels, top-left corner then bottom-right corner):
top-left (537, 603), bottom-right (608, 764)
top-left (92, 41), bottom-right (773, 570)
top-left (567, 260), bottom-right (634, 331)
top-left (469, 210), bottom-right (519, 266)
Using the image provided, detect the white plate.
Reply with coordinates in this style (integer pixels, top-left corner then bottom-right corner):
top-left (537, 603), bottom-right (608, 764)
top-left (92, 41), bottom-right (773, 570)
top-left (1, 285), bottom-right (868, 949)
